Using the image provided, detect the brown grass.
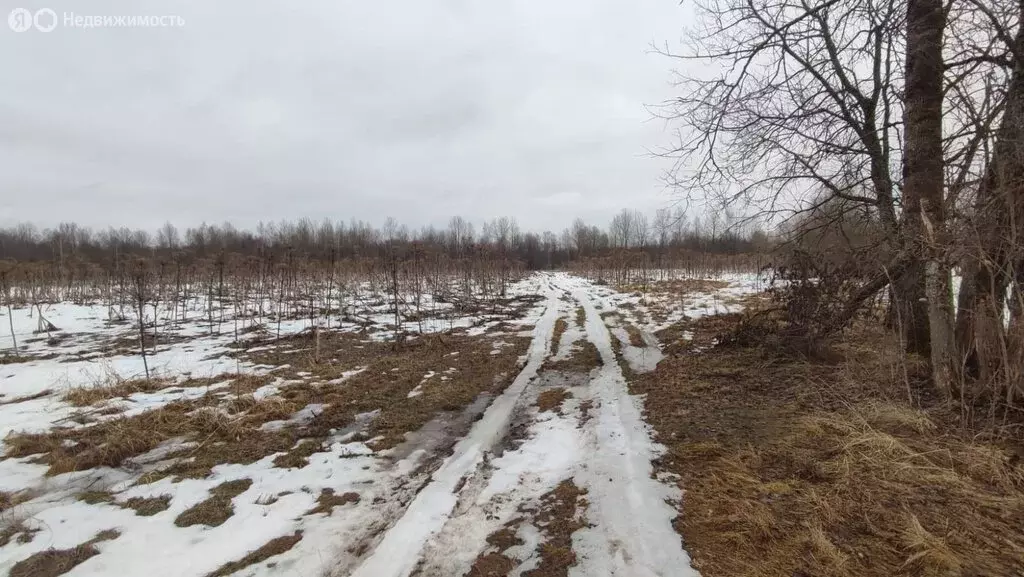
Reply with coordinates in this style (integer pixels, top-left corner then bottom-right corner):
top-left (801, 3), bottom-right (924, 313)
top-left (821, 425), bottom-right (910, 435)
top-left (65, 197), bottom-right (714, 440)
top-left (468, 553), bottom-right (517, 577)
top-left (272, 438), bottom-right (326, 469)
top-left (205, 531), bottom-right (303, 577)
top-left (0, 354), bottom-right (33, 365)
top-left (542, 341), bottom-right (602, 373)
top-left (622, 324), bottom-right (645, 347)
top-left (62, 373), bottom-right (271, 408)
top-left (621, 278), bottom-right (730, 296)
top-left (122, 495), bottom-right (171, 516)
top-left (522, 480), bottom-right (588, 577)
top-left (551, 318), bottom-right (569, 355)
top-left (0, 490), bottom-right (33, 512)
top-left (9, 529), bottom-right (119, 577)
top-left (0, 389), bottom-right (52, 406)
top-left (174, 478), bottom-right (252, 527)
top-left (0, 521), bottom-right (39, 547)
top-left (578, 400), bottom-right (594, 425)
top-left (6, 333), bottom-right (529, 482)
top-left (536, 388), bottom-right (571, 414)
top-left (76, 491), bottom-right (114, 504)
top-left (633, 315), bottom-right (1024, 577)
top-left (574, 307), bottom-right (586, 328)
top-left (63, 377), bottom-right (174, 406)
top-left (467, 522), bottom-right (525, 577)
top-left (305, 489), bottom-right (359, 516)
top-left (303, 333), bottom-right (530, 449)
top-left (5, 394), bottom-right (291, 478)
top-left (466, 480), bottom-right (587, 577)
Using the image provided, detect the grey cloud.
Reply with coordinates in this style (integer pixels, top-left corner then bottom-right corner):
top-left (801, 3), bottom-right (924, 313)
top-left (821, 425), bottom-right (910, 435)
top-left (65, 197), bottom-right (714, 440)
top-left (0, 0), bottom-right (691, 233)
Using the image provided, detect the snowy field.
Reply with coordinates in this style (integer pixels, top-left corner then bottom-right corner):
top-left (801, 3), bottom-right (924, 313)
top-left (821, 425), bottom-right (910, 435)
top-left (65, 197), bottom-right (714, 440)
top-left (0, 271), bottom-right (763, 577)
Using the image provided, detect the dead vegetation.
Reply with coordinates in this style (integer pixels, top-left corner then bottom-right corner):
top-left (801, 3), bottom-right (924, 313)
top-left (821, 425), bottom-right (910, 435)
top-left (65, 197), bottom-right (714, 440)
top-left (522, 480), bottom-right (588, 577)
top-left (305, 488), bottom-right (359, 516)
top-left (0, 490), bottom-right (32, 512)
top-left (122, 495), bottom-right (171, 516)
top-left (204, 531), bottom-right (303, 577)
top-left (634, 314), bottom-right (1024, 577)
top-left (9, 529), bottom-right (119, 577)
top-left (622, 323), bottom-right (645, 347)
top-left (551, 318), bottom-right (569, 355)
top-left (174, 478), bottom-right (253, 528)
top-left (620, 278), bottom-right (730, 296)
top-left (76, 490), bottom-right (114, 505)
top-left (0, 389), bottom-right (53, 406)
top-left (535, 388), bottom-right (571, 414)
top-left (0, 520), bottom-right (39, 547)
top-left (3, 332), bottom-right (528, 480)
top-left (59, 371), bottom-right (248, 409)
top-left (468, 527), bottom-right (523, 577)
top-left (466, 480), bottom-right (588, 577)
top-left (542, 341), bottom-right (602, 373)
top-left (62, 376), bottom-right (176, 406)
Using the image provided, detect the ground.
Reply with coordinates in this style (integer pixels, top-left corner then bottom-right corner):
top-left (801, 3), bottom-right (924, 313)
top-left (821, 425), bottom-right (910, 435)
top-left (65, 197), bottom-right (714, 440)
top-left (4, 270), bottom-right (1017, 577)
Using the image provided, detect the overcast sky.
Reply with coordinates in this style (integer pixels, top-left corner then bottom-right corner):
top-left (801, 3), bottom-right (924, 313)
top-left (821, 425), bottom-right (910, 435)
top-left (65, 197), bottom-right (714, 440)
top-left (1, 0), bottom-right (691, 234)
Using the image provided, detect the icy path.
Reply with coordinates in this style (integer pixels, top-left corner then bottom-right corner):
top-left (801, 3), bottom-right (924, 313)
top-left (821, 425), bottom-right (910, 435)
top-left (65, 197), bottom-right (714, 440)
top-left (569, 278), bottom-right (700, 577)
top-left (347, 273), bottom-right (701, 577)
top-left (348, 281), bottom-right (562, 577)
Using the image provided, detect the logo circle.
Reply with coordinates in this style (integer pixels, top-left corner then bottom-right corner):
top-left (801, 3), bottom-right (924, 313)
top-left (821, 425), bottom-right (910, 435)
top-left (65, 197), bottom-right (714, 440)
top-left (33, 8), bottom-right (57, 32)
top-left (8, 8), bottom-right (32, 32)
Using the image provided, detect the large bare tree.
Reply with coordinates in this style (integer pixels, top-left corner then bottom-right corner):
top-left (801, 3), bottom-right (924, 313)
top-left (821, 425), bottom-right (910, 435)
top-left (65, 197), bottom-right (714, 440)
top-left (665, 0), bottom-right (1024, 401)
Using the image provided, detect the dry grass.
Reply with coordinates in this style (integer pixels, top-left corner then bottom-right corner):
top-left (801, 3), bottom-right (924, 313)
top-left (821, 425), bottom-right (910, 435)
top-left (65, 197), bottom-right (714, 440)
top-left (467, 553), bottom-right (517, 576)
top-left (62, 377), bottom-right (174, 406)
top-left (522, 480), bottom-right (588, 577)
top-left (542, 341), bottom-right (602, 373)
top-left (174, 478), bottom-right (252, 528)
top-left (76, 491), bottom-right (114, 504)
top-left (6, 332), bottom-right (529, 480)
top-left (574, 306), bottom-right (586, 328)
top-left (309, 334), bottom-right (530, 449)
top-left (551, 318), bottom-right (569, 356)
top-left (0, 520), bottom-right (39, 547)
top-left (622, 323), bottom-right (645, 347)
top-left (272, 438), bottom-right (326, 469)
top-left (621, 278), bottom-right (730, 296)
top-left (578, 400), bottom-right (594, 425)
top-left (0, 354), bottom-right (33, 365)
top-left (536, 388), bottom-right (571, 414)
top-left (9, 529), bottom-right (119, 577)
top-left (236, 330), bottom-right (531, 448)
top-left (634, 315), bottom-right (1024, 577)
top-left (122, 495), bottom-right (171, 516)
top-left (467, 479), bottom-right (587, 577)
top-left (468, 522), bottom-right (527, 576)
top-left (0, 389), bottom-right (52, 406)
top-left (5, 394), bottom-right (291, 477)
top-left (0, 490), bottom-right (33, 512)
top-left (205, 531), bottom-right (303, 577)
top-left (62, 373), bottom-right (269, 408)
top-left (305, 488), bottom-right (359, 516)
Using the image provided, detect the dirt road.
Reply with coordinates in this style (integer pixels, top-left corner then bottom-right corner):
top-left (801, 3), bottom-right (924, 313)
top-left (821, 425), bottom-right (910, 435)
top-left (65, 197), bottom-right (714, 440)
top-left (346, 273), bottom-right (699, 577)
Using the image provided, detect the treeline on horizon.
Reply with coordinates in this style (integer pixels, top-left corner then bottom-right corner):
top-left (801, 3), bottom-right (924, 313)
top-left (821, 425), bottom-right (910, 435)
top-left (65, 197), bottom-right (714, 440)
top-left (0, 208), bottom-right (769, 271)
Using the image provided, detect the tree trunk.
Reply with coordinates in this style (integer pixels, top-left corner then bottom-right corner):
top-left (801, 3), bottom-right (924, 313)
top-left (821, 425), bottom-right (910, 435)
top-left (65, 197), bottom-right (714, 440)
top-left (905, 0), bottom-right (952, 393)
top-left (891, 265), bottom-right (931, 355)
top-left (955, 11), bottom-right (1024, 400)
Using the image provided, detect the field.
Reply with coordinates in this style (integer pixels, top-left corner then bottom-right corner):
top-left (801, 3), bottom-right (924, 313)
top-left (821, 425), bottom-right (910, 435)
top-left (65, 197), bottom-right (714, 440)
top-left (3, 268), bottom-right (1021, 577)
top-left (0, 270), bottom-right (759, 577)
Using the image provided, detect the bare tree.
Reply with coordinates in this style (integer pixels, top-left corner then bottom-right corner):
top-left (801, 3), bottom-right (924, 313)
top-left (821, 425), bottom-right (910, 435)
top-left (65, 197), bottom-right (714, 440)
top-left (905, 0), bottom-right (954, 392)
